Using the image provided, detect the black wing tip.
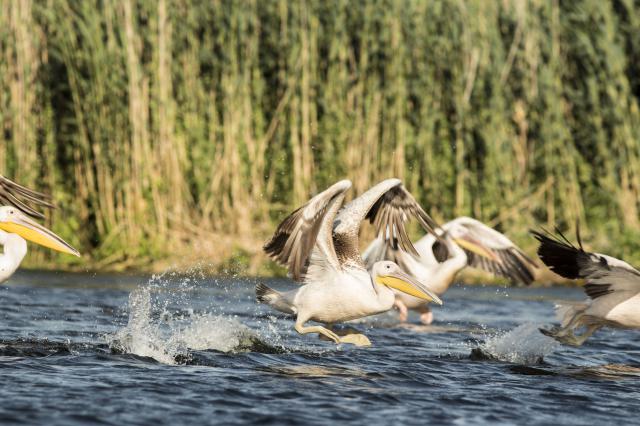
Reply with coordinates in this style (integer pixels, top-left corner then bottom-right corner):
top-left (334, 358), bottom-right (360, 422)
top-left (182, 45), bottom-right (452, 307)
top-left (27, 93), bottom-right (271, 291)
top-left (531, 227), bottom-right (586, 280)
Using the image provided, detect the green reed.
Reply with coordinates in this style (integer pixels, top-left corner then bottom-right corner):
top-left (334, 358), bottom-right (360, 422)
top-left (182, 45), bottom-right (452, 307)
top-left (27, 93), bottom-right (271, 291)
top-left (2, 0), bottom-right (640, 274)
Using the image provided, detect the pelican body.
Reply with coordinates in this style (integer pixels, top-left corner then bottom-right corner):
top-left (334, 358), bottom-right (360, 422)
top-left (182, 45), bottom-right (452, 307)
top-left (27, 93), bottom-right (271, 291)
top-left (257, 179), bottom-right (442, 346)
top-left (534, 230), bottom-right (640, 346)
top-left (364, 217), bottom-right (536, 324)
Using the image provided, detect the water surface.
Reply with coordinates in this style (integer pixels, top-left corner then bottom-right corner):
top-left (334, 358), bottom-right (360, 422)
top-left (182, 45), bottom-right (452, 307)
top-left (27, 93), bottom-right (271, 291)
top-left (1, 270), bottom-right (638, 425)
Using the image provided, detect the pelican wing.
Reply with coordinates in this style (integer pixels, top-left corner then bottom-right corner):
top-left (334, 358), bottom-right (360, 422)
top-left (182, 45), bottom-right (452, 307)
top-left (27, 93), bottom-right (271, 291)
top-left (362, 235), bottom-right (417, 274)
top-left (444, 217), bottom-right (537, 285)
top-left (335, 179), bottom-right (438, 263)
top-left (533, 229), bottom-right (640, 301)
top-left (264, 180), bottom-right (351, 281)
top-left (0, 175), bottom-right (54, 219)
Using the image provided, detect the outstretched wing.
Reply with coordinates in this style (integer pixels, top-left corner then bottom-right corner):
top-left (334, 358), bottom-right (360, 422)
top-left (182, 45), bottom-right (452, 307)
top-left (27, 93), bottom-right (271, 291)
top-left (532, 229), bottom-right (640, 300)
top-left (263, 180), bottom-right (351, 282)
top-left (444, 217), bottom-right (537, 285)
top-left (334, 179), bottom-right (438, 265)
top-left (0, 175), bottom-right (54, 219)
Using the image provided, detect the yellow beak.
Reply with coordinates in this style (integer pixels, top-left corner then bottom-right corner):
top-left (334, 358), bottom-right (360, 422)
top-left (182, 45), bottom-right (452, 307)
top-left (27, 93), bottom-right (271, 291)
top-left (376, 271), bottom-right (443, 305)
top-left (453, 237), bottom-right (497, 261)
top-left (0, 213), bottom-right (80, 257)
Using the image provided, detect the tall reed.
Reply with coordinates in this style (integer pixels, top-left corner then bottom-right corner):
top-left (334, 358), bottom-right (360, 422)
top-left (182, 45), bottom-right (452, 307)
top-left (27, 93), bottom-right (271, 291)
top-left (1, 0), bottom-right (640, 272)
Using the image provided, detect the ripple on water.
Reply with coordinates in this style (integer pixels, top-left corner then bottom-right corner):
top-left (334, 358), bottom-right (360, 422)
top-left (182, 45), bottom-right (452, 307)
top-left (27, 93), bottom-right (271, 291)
top-left (2, 273), bottom-right (640, 426)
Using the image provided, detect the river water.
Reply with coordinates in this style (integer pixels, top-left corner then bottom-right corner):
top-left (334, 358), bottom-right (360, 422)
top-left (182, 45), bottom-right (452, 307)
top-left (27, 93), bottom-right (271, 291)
top-left (0, 270), bottom-right (638, 425)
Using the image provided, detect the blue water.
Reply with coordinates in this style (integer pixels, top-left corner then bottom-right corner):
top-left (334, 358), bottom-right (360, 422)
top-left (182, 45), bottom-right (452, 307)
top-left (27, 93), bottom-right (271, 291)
top-left (1, 270), bottom-right (639, 425)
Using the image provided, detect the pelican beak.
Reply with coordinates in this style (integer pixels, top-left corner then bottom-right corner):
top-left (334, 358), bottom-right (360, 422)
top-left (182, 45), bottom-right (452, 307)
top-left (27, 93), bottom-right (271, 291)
top-left (0, 213), bottom-right (80, 257)
top-left (376, 270), bottom-right (443, 305)
top-left (453, 237), bottom-right (498, 261)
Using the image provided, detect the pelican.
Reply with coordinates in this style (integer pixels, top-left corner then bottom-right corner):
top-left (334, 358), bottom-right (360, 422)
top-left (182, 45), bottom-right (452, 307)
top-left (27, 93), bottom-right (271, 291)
top-left (363, 217), bottom-right (536, 324)
top-left (256, 179), bottom-right (443, 347)
top-left (0, 175), bottom-right (79, 283)
top-left (534, 229), bottom-right (640, 346)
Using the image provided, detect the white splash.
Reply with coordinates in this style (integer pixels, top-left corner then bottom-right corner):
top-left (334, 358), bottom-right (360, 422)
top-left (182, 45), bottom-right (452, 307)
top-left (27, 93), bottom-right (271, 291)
top-left (479, 323), bottom-right (559, 364)
top-left (108, 271), bottom-right (277, 364)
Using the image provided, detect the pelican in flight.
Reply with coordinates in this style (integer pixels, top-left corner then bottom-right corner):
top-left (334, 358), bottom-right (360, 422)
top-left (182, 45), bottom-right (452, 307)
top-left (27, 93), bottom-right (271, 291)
top-left (534, 229), bottom-right (640, 346)
top-left (256, 179), bottom-right (443, 346)
top-left (0, 175), bottom-right (79, 283)
top-left (364, 217), bottom-right (536, 324)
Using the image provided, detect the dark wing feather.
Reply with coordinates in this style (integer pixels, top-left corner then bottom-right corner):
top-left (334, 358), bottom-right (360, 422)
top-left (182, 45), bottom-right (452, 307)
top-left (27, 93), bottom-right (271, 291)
top-left (264, 180), bottom-right (350, 281)
top-left (532, 229), bottom-right (640, 300)
top-left (465, 247), bottom-right (536, 285)
top-left (0, 175), bottom-right (54, 219)
top-left (365, 184), bottom-right (438, 256)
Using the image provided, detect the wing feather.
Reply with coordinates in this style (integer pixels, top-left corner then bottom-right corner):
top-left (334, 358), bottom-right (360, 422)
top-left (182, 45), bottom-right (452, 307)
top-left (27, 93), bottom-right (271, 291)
top-left (336, 179), bottom-right (438, 263)
top-left (263, 180), bottom-right (351, 281)
top-left (446, 217), bottom-right (536, 285)
top-left (0, 175), bottom-right (54, 219)
top-left (532, 229), bottom-right (640, 300)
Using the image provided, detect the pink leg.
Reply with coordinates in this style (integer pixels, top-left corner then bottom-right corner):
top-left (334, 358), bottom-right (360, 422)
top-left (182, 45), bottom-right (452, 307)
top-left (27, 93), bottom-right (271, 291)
top-left (395, 299), bottom-right (408, 322)
top-left (418, 305), bottom-right (433, 325)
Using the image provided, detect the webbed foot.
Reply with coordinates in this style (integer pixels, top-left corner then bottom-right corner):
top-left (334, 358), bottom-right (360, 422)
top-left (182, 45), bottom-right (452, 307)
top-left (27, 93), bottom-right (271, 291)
top-left (339, 333), bottom-right (371, 347)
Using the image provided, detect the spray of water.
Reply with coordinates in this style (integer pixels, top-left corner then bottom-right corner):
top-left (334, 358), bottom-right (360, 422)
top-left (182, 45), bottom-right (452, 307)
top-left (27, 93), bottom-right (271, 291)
top-left (108, 269), bottom-right (287, 364)
top-left (474, 323), bottom-right (559, 364)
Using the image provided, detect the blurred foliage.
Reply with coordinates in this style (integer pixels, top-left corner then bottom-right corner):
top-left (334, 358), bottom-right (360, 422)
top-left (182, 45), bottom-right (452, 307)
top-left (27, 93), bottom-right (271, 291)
top-left (2, 0), bottom-right (640, 273)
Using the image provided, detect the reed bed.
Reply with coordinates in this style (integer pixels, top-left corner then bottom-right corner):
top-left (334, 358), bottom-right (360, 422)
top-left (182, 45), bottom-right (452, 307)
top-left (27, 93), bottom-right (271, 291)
top-left (1, 0), bottom-right (640, 273)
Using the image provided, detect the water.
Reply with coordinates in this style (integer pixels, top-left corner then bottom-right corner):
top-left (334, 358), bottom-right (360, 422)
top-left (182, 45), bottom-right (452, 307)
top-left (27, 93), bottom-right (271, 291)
top-left (1, 270), bottom-right (639, 425)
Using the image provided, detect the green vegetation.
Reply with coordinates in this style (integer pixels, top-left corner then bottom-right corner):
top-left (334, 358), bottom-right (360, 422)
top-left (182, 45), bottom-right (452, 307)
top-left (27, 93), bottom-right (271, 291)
top-left (2, 0), bottom-right (640, 274)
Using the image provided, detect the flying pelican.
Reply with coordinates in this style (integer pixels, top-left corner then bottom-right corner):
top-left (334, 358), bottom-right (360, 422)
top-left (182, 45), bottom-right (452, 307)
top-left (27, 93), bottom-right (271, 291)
top-left (256, 179), bottom-right (443, 347)
top-left (364, 217), bottom-right (536, 324)
top-left (534, 229), bottom-right (640, 346)
top-left (0, 175), bottom-right (79, 283)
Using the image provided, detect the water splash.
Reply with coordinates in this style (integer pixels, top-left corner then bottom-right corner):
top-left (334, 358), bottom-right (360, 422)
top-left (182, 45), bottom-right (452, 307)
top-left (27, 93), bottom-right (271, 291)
top-left (473, 323), bottom-right (559, 364)
top-left (108, 270), bottom-right (285, 364)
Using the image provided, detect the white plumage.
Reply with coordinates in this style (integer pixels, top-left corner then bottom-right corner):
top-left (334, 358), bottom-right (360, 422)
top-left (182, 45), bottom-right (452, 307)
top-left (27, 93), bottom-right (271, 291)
top-left (257, 179), bottom-right (442, 346)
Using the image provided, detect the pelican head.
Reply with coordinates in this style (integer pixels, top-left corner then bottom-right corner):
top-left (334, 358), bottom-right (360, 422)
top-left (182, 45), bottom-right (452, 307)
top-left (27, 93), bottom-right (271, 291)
top-left (0, 206), bottom-right (80, 257)
top-left (446, 223), bottom-right (497, 261)
top-left (372, 261), bottom-right (443, 305)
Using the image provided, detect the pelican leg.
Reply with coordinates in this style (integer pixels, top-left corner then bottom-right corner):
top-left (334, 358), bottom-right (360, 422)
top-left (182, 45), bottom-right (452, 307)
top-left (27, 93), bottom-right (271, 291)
top-left (295, 322), bottom-right (341, 344)
top-left (540, 327), bottom-right (578, 345)
top-left (418, 305), bottom-right (433, 325)
top-left (540, 309), bottom-right (586, 342)
top-left (395, 299), bottom-right (408, 322)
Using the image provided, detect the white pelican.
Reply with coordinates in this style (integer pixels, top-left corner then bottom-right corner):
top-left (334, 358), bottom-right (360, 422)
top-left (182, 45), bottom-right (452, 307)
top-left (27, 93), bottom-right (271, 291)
top-left (364, 217), bottom-right (536, 324)
top-left (256, 179), bottom-right (443, 346)
top-left (0, 175), bottom-right (78, 283)
top-left (534, 229), bottom-right (640, 346)
top-left (0, 206), bottom-right (80, 283)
